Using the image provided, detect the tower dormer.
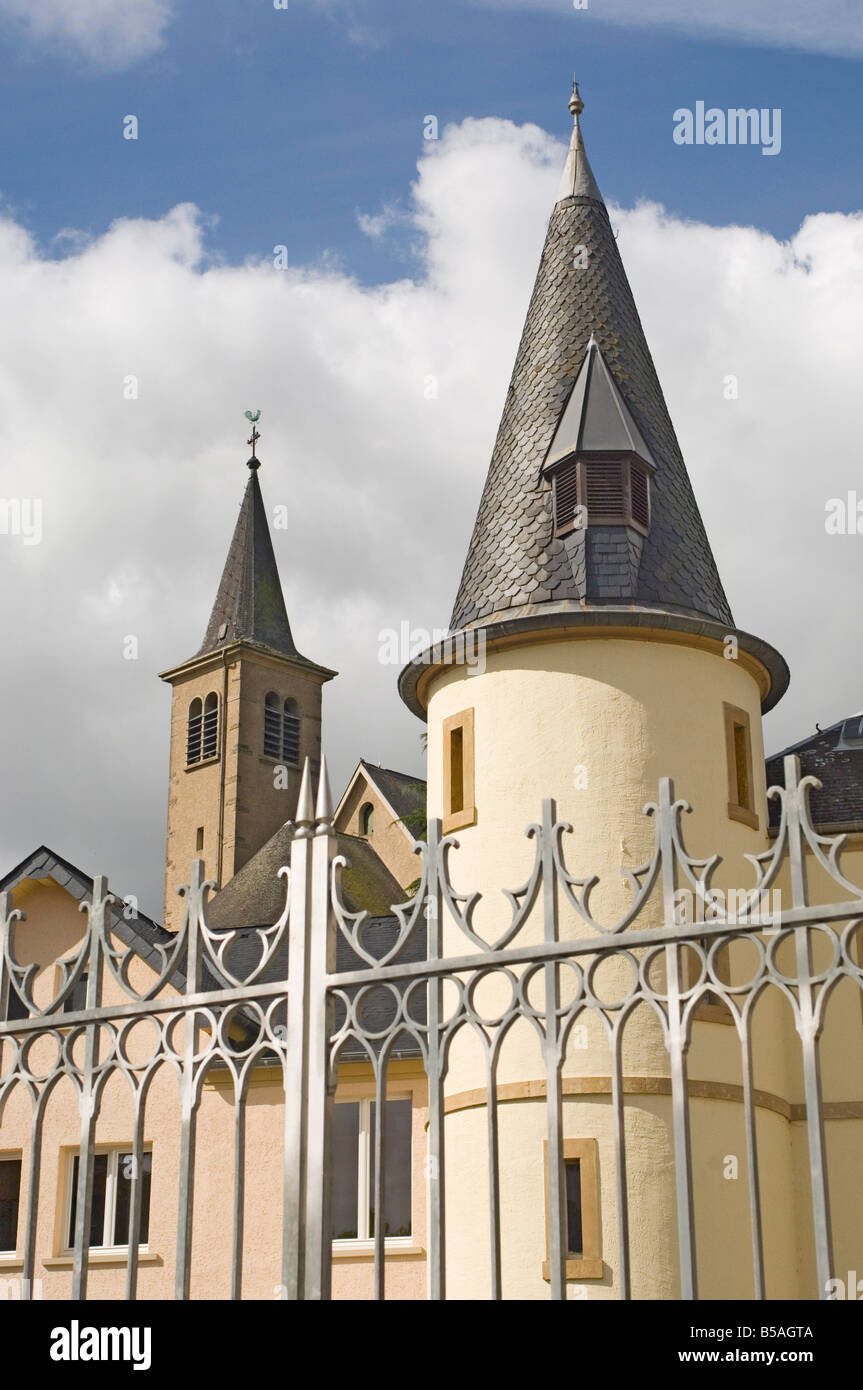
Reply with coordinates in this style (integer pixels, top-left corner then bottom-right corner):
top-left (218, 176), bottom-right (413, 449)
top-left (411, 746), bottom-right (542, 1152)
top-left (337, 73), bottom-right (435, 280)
top-left (159, 427), bottom-right (336, 929)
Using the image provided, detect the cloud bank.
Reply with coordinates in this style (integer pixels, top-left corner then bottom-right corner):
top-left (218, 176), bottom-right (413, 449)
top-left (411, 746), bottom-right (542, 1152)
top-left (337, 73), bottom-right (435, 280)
top-left (0, 116), bottom-right (860, 915)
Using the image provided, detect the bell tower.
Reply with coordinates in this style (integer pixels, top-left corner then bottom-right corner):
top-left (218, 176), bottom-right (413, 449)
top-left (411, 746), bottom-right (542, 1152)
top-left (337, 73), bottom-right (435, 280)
top-left (159, 421), bottom-right (336, 930)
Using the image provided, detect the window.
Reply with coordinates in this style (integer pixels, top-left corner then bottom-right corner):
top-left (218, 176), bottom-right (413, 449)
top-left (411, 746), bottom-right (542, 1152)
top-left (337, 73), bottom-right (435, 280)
top-left (552, 455), bottom-right (650, 537)
top-left (543, 1138), bottom-right (602, 1280)
top-left (187, 692), bottom-right (219, 766)
top-left (0, 1157), bottom-right (21, 1252)
top-left (187, 698), bottom-right (202, 764)
top-left (723, 702), bottom-right (758, 830)
top-left (3, 982), bottom-right (28, 1022)
top-left (332, 1099), bottom-right (412, 1243)
top-left (195, 826), bottom-right (204, 853)
top-left (263, 692), bottom-right (281, 758)
top-left (442, 709), bottom-right (476, 835)
top-left (282, 700), bottom-right (300, 764)
top-left (65, 1149), bottom-right (152, 1251)
top-left (262, 693), bottom-right (301, 765)
top-left (63, 972), bottom-right (88, 1015)
top-left (359, 802), bottom-right (375, 836)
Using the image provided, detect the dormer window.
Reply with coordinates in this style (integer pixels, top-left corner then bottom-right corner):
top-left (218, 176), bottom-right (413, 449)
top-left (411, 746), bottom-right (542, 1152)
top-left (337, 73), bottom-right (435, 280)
top-left (552, 455), bottom-right (651, 537)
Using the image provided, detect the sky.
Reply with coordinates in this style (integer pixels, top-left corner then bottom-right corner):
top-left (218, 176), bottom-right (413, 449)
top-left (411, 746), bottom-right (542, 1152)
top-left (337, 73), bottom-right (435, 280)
top-left (0, 0), bottom-right (861, 919)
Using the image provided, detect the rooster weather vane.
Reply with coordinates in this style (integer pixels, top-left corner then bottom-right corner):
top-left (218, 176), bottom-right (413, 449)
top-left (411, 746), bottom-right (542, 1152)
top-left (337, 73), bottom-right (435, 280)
top-left (245, 409), bottom-right (261, 469)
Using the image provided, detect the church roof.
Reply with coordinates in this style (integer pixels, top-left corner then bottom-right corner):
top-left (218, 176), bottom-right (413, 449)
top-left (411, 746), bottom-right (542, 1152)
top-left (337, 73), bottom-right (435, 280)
top-left (197, 461), bottom-right (303, 661)
top-left (449, 78), bottom-right (734, 632)
top-left (544, 337), bottom-right (657, 469)
top-left (206, 823), bottom-right (407, 931)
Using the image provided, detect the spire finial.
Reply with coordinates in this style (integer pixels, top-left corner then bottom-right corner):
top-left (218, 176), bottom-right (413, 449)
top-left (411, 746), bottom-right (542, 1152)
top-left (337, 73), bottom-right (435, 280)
top-left (569, 74), bottom-right (584, 120)
top-left (244, 409), bottom-right (262, 470)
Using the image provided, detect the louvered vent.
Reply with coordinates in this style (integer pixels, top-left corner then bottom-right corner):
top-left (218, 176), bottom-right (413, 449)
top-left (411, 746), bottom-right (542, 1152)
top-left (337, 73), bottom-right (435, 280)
top-left (553, 459), bottom-right (580, 535)
top-left (585, 460), bottom-right (626, 518)
top-left (630, 466), bottom-right (649, 529)
top-left (187, 699), bottom-right (203, 766)
top-left (202, 693), bottom-right (219, 760)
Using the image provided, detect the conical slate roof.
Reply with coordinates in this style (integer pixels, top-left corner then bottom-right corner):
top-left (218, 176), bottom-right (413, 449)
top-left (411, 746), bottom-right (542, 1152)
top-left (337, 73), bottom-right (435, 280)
top-left (198, 463), bottom-right (300, 659)
top-left (450, 81), bottom-right (733, 632)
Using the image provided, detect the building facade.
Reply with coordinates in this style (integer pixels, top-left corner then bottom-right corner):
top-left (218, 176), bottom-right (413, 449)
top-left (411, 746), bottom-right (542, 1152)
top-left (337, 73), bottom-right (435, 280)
top-left (1, 79), bottom-right (862, 1301)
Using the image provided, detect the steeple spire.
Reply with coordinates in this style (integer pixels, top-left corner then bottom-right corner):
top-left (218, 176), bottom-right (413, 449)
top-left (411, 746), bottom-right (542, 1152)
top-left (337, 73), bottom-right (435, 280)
top-left (448, 75), bottom-right (734, 633)
top-left (557, 76), bottom-right (603, 204)
top-left (197, 424), bottom-right (302, 659)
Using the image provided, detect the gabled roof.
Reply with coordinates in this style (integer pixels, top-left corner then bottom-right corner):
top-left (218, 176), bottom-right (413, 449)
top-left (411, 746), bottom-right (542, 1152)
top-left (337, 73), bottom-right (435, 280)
top-left (0, 845), bottom-right (173, 978)
top-left (339, 761), bottom-right (427, 841)
top-left (197, 463), bottom-right (306, 662)
top-left (206, 822), bottom-right (407, 931)
top-left (766, 718), bottom-right (863, 831)
top-left (449, 78), bottom-right (734, 632)
top-left (544, 338), bottom-right (657, 470)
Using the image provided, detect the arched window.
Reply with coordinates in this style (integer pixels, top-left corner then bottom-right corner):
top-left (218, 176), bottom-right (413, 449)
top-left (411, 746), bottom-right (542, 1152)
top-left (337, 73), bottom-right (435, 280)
top-left (262, 693), bottom-right (301, 765)
top-left (282, 699), bottom-right (300, 765)
top-left (264, 692), bottom-right (281, 759)
top-left (202, 693), bottom-right (219, 759)
top-left (187, 698), bottom-right (203, 765)
top-left (360, 802), bottom-right (374, 836)
top-left (187, 693), bottom-right (219, 766)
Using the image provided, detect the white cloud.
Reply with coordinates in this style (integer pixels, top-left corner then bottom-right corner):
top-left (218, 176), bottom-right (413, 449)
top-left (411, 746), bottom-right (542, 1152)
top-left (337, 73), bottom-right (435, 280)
top-left (473, 0), bottom-right (863, 59)
top-left (0, 116), bottom-right (860, 915)
top-left (0, 0), bottom-right (172, 68)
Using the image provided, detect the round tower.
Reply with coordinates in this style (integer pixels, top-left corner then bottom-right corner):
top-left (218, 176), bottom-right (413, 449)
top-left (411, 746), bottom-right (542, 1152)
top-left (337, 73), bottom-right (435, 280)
top-left (400, 81), bottom-right (790, 1299)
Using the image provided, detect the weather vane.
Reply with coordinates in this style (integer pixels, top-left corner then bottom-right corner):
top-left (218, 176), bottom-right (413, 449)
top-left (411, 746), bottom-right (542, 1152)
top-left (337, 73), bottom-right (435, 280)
top-left (244, 409), bottom-right (261, 469)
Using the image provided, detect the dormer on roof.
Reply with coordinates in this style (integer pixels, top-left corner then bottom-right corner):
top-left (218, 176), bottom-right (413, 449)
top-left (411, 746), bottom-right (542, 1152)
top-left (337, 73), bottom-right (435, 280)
top-left (541, 337), bottom-right (657, 542)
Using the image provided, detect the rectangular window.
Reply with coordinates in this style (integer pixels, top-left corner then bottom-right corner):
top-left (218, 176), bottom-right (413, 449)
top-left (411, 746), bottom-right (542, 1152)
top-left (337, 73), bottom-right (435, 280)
top-left (0, 1157), bottom-right (21, 1252)
top-left (723, 702), bottom-right (758, 830)
top-left (63, 972), bottom-right (88, 1015)
top-left (4, 983), bottom-right (29, 1021)
top-left (543, 1138), bottom-right (602, 1281)
top-left (442, 709), bottom-right (476, 835)
top-left (195, 826), bottom-right (204, 853)
top-left (65, 1149), bottom-right (152, 1251)
top-left (332, 1099), bottom-right (412, 1244)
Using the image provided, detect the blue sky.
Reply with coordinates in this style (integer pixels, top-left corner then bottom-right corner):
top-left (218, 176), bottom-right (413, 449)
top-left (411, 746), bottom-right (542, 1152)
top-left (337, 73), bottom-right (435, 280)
top-left (0, 0), bottom-right (861, 915)
top-left (2, 0), bottom-right (861, 282)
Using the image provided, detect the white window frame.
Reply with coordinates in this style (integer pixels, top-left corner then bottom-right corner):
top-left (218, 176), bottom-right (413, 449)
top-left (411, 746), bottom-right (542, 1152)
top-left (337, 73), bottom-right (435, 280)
top-left (332, 1097), bottom-right (413, 1253)
top-left (62, 1146), bottom-right (152, 1254)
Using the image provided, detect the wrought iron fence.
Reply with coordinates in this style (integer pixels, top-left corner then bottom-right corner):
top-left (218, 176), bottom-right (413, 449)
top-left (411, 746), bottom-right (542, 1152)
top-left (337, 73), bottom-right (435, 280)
top-left (1, 753), bottom-right (861, 1300)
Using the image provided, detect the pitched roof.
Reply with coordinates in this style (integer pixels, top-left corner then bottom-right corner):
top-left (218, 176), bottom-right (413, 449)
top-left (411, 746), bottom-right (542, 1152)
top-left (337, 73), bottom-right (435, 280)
top-left (358, 762), bottom-right (427, 837)
top-left (206, 822), bottom-right (407, 931)
top-left (545, 338), bottom-right (656, 469)
top-left (766, 717), bottom-right (863, 831)
top-left (197, 463), bottom-right (303, 661)
top-left (0, 845), bottom-right (173, 978)
top-left (449, 79), bottom-right (734, 632)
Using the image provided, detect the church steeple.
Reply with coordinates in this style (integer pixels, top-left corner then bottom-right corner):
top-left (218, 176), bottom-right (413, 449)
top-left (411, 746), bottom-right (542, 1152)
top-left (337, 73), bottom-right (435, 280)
top-left (198, 463), bottom-right (301, 660)
top-left (159, 423), bottom-right (336, 930)
top-left (449, 79), bottom-right (734, 632)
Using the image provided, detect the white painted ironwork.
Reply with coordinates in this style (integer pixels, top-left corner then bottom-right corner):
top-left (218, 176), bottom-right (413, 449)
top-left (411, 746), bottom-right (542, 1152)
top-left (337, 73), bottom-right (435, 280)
top-left (0, 754), bottom-right (861, 1299)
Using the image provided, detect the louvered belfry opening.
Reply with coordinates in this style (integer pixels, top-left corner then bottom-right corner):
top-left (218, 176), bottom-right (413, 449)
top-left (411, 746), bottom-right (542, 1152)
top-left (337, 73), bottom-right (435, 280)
top-left (553, 453), bottom-right (651, 538)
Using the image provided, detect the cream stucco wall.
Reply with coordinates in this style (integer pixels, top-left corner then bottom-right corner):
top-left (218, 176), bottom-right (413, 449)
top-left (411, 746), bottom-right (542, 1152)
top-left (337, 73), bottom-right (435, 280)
top-left (421, 627), bottom-right (836, 1299)
top-left (0, 879), bottom-right (428, 1301)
